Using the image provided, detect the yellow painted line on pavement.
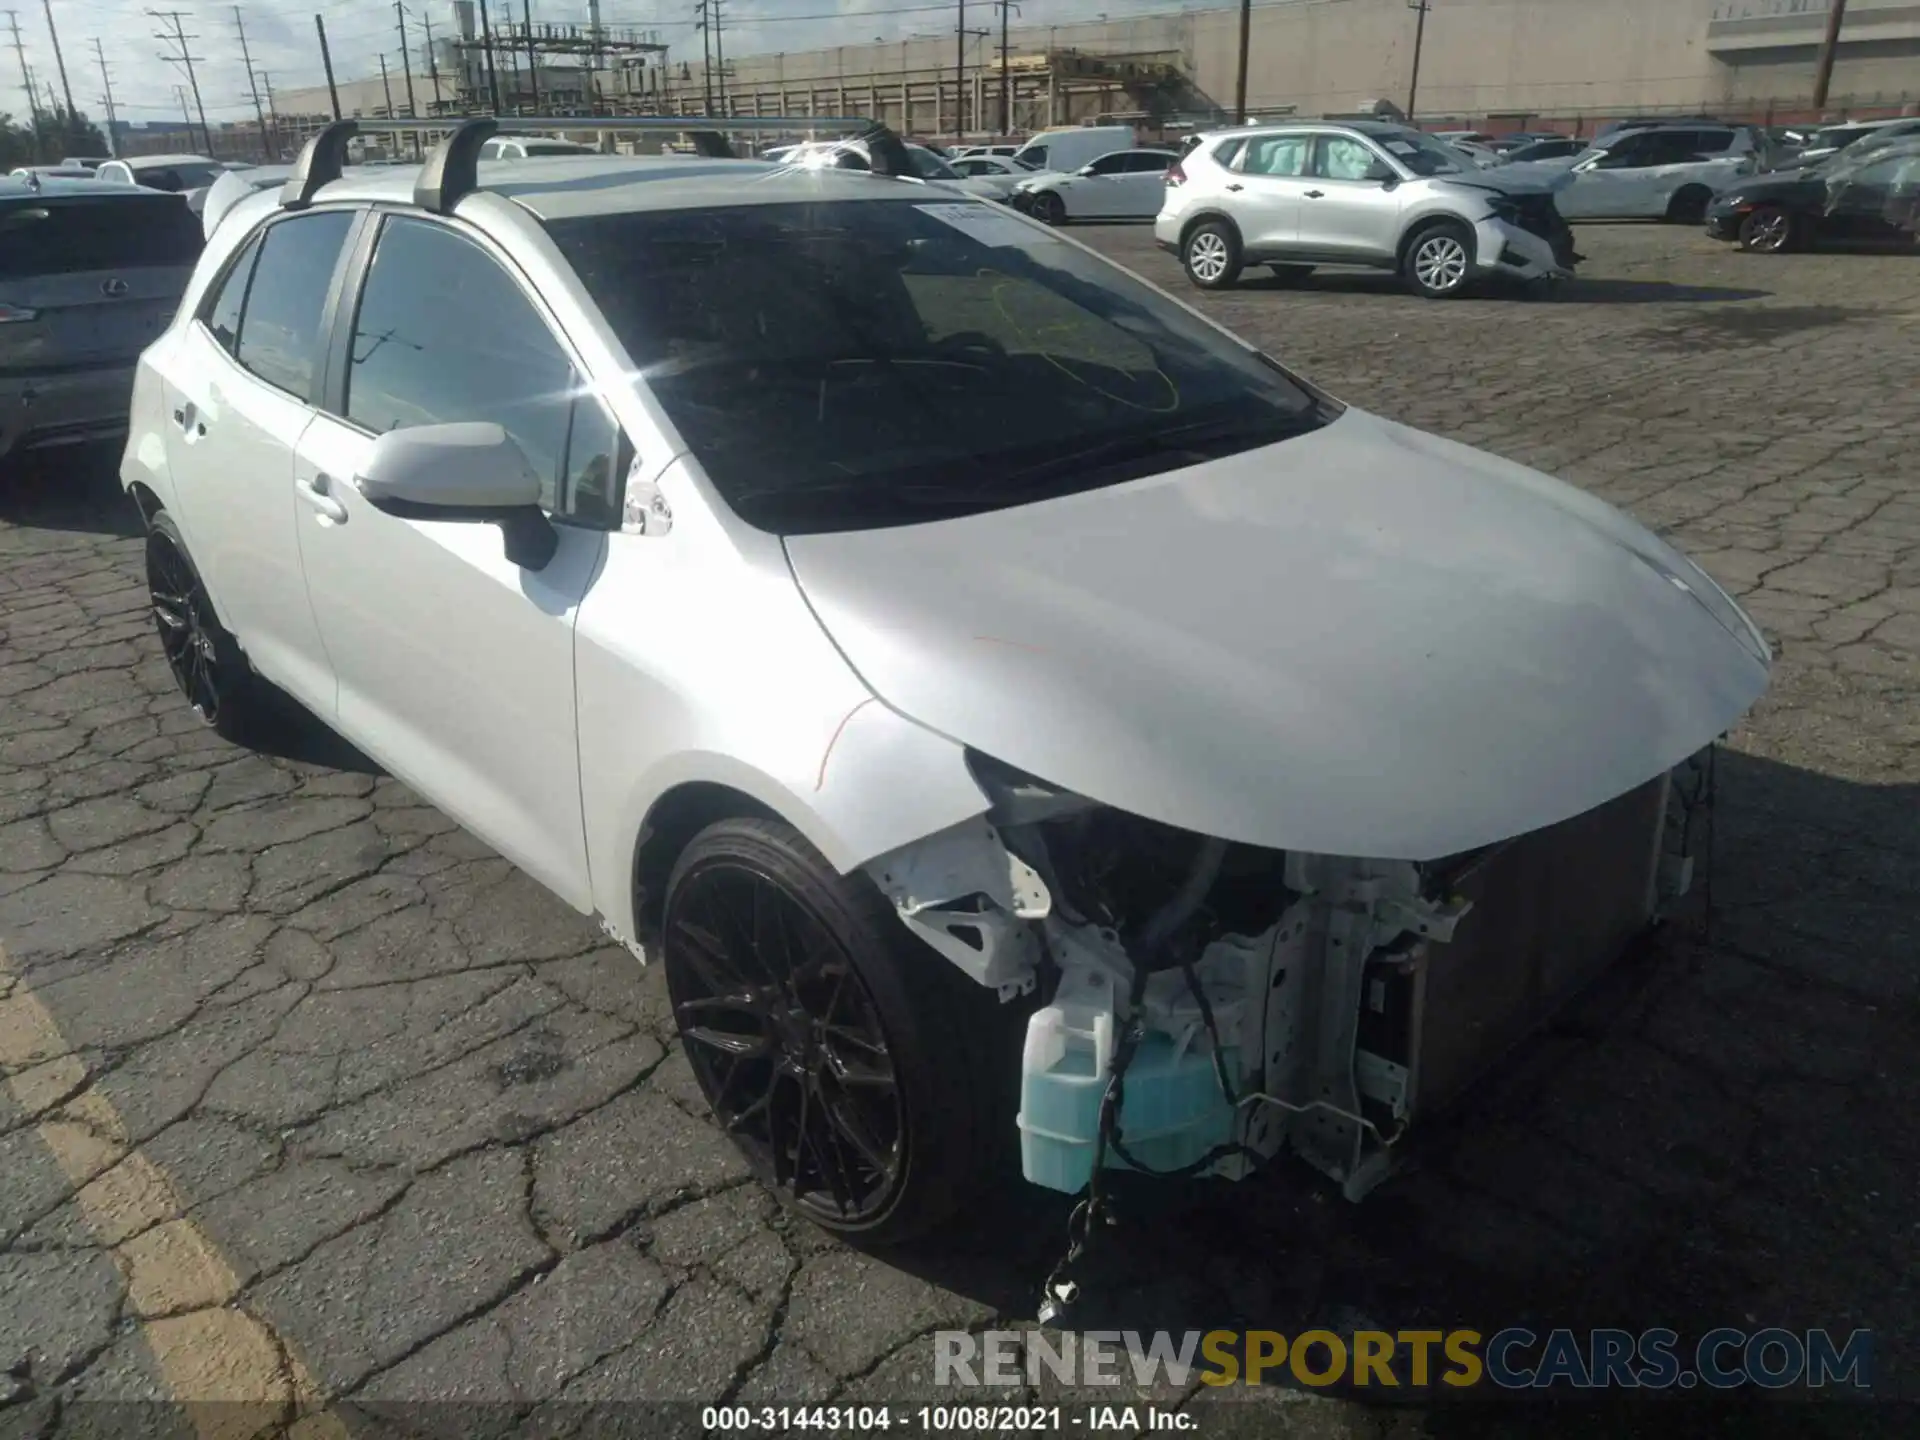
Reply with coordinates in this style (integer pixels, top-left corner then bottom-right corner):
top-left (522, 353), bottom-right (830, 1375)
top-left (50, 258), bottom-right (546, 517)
top-left (0, 943), bottom-right (348, 1440)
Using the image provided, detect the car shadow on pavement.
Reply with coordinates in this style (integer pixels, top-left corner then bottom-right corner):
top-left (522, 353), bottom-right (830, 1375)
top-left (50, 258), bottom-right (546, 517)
top-left (875, 747), bottom-right (1917, 1413)
top-left (0, 445), bottom-right (144, 538)
top-left (237, 685), bottom-right (386, 775)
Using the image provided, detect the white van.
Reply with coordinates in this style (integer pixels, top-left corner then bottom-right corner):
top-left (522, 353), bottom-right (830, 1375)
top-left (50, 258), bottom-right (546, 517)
top-left (1010, 125), bottom-right (1137, 175)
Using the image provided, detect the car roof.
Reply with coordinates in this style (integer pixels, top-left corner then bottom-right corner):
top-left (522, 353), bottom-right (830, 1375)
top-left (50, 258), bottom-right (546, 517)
top-left (288, 153), bottom-right (955, 221)
top-left (117, 153), bottom-right (216, 167)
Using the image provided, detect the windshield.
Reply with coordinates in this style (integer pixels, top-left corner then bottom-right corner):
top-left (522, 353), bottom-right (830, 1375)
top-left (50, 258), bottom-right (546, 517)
top-left (1376, 129), bottom-right (1466, 176)
top-left (134, 161), bottom-right (223, 190)
top-left (547, 199), bottom-right (1331, 535)
top-left (1848, 125), bottom-right (1920, 160)
top-left (908, 147), bottom-right (962, 181)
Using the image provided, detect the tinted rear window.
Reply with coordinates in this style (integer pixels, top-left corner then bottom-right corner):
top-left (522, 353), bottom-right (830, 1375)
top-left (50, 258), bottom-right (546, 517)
top-left (0, 194), bottom-right (202, 278)
top-left (547, 199), bottom-right (1331, 535)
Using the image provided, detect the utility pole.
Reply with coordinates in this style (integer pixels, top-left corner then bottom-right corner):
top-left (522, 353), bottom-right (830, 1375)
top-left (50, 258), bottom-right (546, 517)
top-left (90, 37), bottom-right (118, 155)
top-left (5, 12), bottom-right (39, 156)
top-left (256, 70), bottom-right (277, 157)
top-left (1234, 0), bottom-right (1251, 124)
top-left (698, 0), bottom-right (714, 114)
top-left (712, 0), bottom-right (727, 116)
top-left (175, 83), bottom-right (191, 129)
top-left (422, 9), bottom-right (441, 115)
top-left (395, 3), bottom-right (420, 154)
top-left (151, 9), bottom-right (214, 156)
top-left (521, 0), bottom-right (539, 110)
top-left (314, 14), bottom-right (340, 119)
top-left (1811, 0), bottom-right (1848, 111)
top-left (476, 0), bottom-right (502, 112)
top-left (39, 0), bottom-right (75, 124)
top-left (1406, 0), bottom-right (1430, 123)
top-left (233, 8), bottom-right (271, 162)
top-left (956, 0), bottom-right (965, 139)
top-left (379, 52), bottom-right (394, 119)
top-left (999, 0), bottom-right (1010, 136)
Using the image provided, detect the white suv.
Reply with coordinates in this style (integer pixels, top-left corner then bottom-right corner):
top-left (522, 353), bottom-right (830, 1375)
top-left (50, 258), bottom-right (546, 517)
top-left (1156, 121), bottom-right (1577, 297)
top-left (1517, 124), bottom-right (1761, 223)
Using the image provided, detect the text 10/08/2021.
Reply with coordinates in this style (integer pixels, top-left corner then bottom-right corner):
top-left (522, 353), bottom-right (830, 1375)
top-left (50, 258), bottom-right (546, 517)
top-left (703, 1406), bottom-right (1196, 1432)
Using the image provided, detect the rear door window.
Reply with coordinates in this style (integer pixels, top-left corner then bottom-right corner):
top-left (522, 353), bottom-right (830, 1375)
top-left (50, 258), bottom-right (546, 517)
top-left (1240, 134), bottom-right (1312, 177)
top-left (231, 210), bottom-right (356, 400)
top-left (0, 194), bottom-right (203, 279)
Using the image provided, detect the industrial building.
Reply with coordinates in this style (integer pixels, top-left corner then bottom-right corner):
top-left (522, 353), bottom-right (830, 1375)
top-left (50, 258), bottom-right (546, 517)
top-left (251, 0), bottom-right (1918, 157)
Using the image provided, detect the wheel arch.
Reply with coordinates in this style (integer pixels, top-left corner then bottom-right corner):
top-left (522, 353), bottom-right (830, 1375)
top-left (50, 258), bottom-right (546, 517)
top-left (1396, 211), bottom-right (1479, 270)
top-left (1179, 208), bottom-right (1243, 249)
top-left (629, 779), bottom-right (782, 949)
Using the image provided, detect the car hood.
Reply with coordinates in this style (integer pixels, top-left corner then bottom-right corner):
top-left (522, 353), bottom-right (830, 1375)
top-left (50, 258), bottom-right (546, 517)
top-left (783, 409), bottom-right (1770, 860)
top-left (1709, 170), bottom-right (1824, 204)
top-left (1436, 166), bottom-right (1575, 197)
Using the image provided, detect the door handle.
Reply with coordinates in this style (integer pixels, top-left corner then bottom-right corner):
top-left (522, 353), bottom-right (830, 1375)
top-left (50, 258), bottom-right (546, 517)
top-left (295, 473), bottom-right (349, 525)
top-left (1225, 182), bottom-right (1244, 192)
top-left (1304, 189), bottom-right (1326, 199)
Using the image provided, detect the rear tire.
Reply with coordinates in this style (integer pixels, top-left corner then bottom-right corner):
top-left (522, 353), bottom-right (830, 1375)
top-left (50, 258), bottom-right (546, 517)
top-left (1737, 205), bottom-right (1799, 254)
top-left (661, 816), bottom-right (1022, 1246)
top-left (144, 509), bottom-right (259, 743)
top-left (1665, 186), bottom-right (1712, 225)
top-left (1181, 220), bottom-right (1243, 289)
top-left (1402, 219), bottom-right (1475, 299)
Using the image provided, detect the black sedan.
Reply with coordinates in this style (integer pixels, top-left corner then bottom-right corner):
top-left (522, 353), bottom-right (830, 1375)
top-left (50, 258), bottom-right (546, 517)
top-left (1707, 144), bottom-right (1920, 252)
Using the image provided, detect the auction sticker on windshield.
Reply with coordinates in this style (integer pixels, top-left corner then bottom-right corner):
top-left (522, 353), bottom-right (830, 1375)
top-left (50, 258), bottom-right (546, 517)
top-left (916, 202), bottom-right (1058, 247)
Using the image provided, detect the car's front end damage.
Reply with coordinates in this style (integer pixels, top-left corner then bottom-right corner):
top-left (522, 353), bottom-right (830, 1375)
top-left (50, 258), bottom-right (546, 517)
top-left (782, 407), bottom-right (1771, 1216)
top-left (863, 746), bottom-right (1708, 1205)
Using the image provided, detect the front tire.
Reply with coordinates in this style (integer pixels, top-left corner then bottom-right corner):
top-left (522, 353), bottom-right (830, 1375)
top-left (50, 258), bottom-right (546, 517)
top-left (661, 817), bottom-right (1018, 1245)
top-left (1665, 186), bottom-right (1712, 225)
top-left (1737, 205), bottom-right (1799, 253)
top-left (1181, 221), bottom-right (1242, 289)
top-left (145, 509), bottom-right (258, 741)
top-left (1033, 191), bottom-right (1067, 226)
top-left (1402, 220), bottom-right (1475, 298)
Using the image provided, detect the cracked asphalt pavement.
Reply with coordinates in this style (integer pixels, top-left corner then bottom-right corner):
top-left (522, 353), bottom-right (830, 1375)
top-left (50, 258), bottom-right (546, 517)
top-left (1, 224), bottom-right (1916, 1438)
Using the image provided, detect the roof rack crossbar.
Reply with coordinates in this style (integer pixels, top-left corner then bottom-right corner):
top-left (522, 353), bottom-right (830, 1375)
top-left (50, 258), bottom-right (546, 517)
top-left (281, 113), bottom-right (916, 215)
top-left (280, 119), bottom-right (359, 210)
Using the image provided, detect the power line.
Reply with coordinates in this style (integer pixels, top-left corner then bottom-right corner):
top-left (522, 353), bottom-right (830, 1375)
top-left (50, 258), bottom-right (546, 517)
top-left (150, 8), bottom-right (214, 154)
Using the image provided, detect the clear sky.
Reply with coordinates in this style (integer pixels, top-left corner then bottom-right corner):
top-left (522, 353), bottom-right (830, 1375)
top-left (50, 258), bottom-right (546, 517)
top-left (16, 0), bottom-right (1224, 126)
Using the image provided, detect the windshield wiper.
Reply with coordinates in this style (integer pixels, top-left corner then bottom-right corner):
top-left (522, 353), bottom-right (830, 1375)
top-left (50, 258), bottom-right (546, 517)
top-left (987, 411), bottom-right (1318, 492)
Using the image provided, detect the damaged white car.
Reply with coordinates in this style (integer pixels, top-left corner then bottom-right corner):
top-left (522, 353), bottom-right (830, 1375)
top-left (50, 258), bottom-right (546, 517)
top-left (123, 117), bottom-right (1771, 1247)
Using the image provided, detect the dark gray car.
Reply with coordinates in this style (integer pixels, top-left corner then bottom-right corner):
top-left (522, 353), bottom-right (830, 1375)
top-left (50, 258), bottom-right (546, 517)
top-left (0, 177), bottom-right (202, 463)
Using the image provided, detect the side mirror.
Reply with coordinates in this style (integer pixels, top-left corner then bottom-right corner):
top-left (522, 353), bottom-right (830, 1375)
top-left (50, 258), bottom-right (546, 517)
top-left (1365, 160), bottom-right (1399, 188)
top-left (1077, 164), bottom-right (1100, 177)
top-left (358, 422), bottom-right (557, 570)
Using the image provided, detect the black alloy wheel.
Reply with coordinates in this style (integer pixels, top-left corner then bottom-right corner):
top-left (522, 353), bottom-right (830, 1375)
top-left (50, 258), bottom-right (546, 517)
top-left (665, 853), bottom-right (907, 1228)
top-left (660, 816), bottom-right (1025, 1245)
top-left (145, 511), bottom-right (252, 737)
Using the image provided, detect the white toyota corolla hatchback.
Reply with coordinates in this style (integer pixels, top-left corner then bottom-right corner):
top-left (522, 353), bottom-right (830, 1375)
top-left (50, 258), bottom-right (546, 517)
top-left (122, 120), bottom-right (1770, 1247)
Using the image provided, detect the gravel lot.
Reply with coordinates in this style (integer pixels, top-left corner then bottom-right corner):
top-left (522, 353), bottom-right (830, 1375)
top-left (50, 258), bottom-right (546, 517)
top-left (1, 222), bottom-right (1916, 1438)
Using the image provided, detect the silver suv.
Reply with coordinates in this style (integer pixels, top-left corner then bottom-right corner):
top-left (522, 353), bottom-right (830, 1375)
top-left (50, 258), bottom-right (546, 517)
top-left (1155, 121), bottom-right (1577, 298)
top-left (0, 176), bottom-right (203, 464)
